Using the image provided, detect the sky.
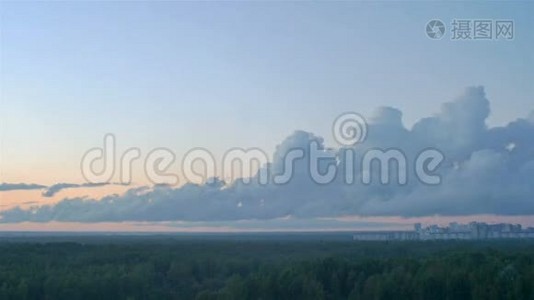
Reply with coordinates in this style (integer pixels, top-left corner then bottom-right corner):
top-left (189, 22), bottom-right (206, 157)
top-left (0, 1), bottom-right (533, 232)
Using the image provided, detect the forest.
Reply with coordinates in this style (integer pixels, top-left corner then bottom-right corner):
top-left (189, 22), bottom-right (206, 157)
top-left (0, 235), bottom-right (533, 299)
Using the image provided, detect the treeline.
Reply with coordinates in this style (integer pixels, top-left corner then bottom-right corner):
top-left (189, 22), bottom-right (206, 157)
top-left (0, 239), bottom-right (533, 299)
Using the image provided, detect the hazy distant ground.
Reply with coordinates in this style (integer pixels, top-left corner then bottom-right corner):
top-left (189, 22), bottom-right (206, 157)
top-left (0, 235), bottom-right (533, 299)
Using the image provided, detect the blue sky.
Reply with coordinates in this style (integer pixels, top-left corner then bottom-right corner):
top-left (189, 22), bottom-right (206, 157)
top-left (0, 1), bottom-right (533, 230)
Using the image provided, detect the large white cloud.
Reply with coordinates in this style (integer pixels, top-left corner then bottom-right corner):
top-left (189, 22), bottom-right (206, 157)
top-left (1, 86), bottom-right (533, 223)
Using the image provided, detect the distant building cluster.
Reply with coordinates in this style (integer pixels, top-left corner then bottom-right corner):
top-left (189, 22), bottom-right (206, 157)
top-left (352, 222), bottom-right (534, 241)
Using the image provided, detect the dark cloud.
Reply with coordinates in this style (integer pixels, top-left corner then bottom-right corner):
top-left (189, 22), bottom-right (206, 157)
top-left (41, 182), bottom-right (110, 197)
top-left (1, 86), bottom-right (534, 223)
top-left (0, 183), bottom-right (46, 191)
top-left (1, 182), bottom-right (122, 198)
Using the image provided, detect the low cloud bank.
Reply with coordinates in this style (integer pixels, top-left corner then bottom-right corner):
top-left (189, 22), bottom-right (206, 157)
top-left (2, 86), bottom-right (533, 223)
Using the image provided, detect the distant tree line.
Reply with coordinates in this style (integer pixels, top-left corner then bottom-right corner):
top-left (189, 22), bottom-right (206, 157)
top-left (0, 239), bottom-right (532, 299)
